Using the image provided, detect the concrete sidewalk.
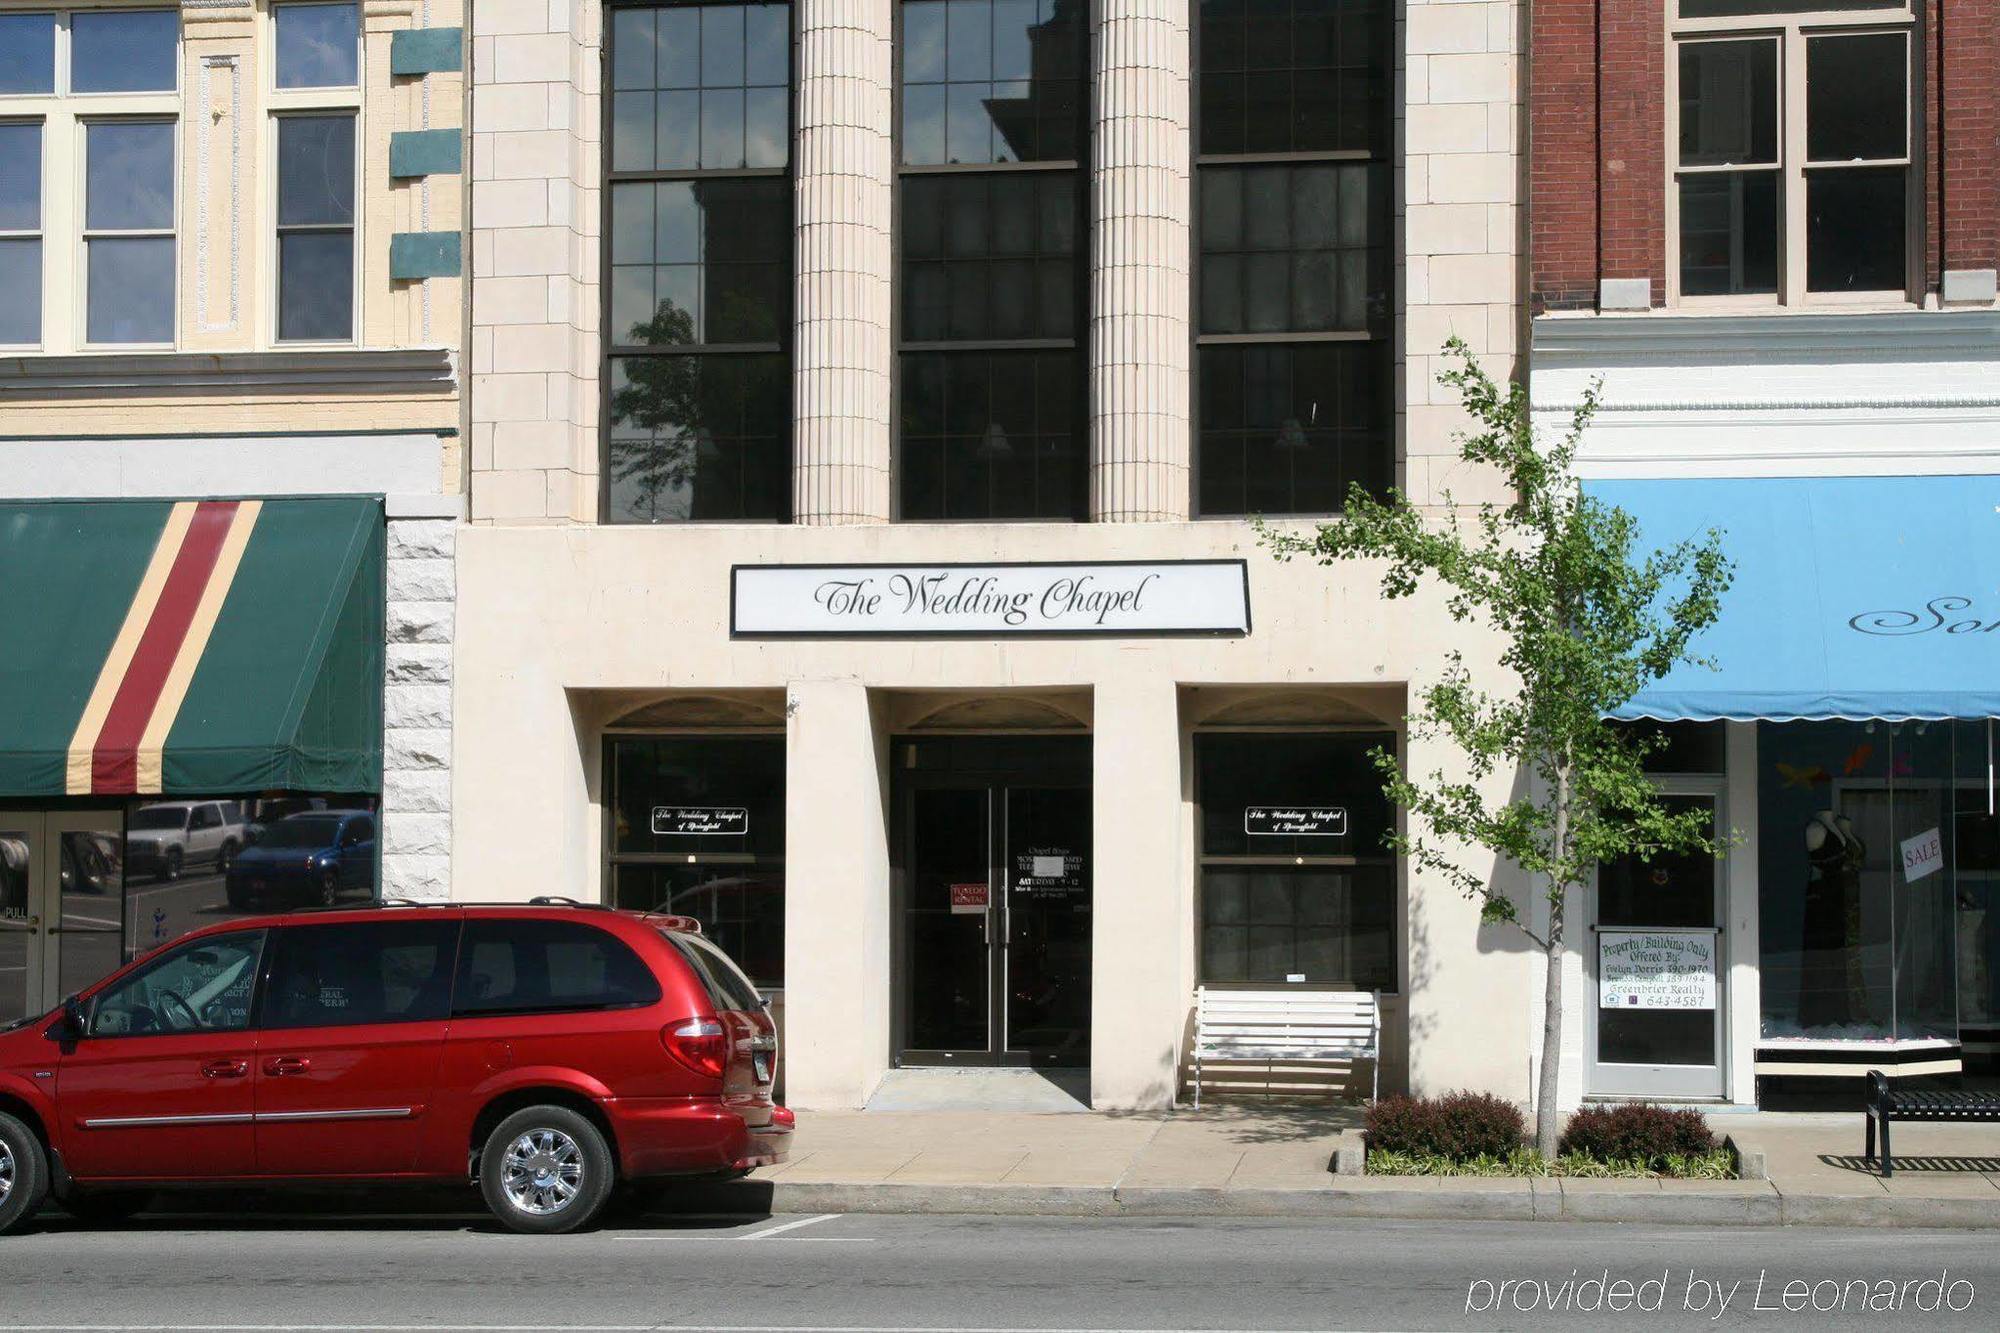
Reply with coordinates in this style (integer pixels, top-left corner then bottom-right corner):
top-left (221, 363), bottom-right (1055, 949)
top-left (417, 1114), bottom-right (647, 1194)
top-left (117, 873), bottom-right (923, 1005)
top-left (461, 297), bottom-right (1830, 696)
top-left (673, 1104), bottom-right (2000, 1228)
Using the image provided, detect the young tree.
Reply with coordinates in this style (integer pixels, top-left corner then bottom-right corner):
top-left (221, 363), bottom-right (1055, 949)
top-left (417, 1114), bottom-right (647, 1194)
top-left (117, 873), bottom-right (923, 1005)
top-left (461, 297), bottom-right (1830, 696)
top-left (1260, 339), bottom-right (1733, 1155)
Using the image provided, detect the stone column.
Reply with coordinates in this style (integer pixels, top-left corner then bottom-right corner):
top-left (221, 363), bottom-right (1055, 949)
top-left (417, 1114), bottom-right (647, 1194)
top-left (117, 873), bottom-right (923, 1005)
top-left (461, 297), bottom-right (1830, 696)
top-left (1090, 675), bottom-right (1185, 1108)
top-left (782, 680), bottom-right (892, 1106)
top-left (1089, 0), bottom-right (1191, 522)
top-left (791, 0), bottom-right (895, 524)
top-left (380, 509), bottom-right (457, 901)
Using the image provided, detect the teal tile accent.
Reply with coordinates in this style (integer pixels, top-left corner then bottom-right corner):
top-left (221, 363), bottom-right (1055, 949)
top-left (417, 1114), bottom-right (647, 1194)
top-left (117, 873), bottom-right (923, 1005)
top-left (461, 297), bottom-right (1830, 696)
top-left (390, 27), bottom-right (463, 75)
top-left (390, 128), bottom-right (462, 178)
top-left (390, 231), bottom-right (461, 280)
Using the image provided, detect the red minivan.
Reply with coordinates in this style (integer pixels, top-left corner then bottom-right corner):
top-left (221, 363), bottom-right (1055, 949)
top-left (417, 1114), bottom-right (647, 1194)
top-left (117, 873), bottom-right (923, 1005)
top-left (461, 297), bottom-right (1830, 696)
top-left (0, 902), bottom-right (790, 1234)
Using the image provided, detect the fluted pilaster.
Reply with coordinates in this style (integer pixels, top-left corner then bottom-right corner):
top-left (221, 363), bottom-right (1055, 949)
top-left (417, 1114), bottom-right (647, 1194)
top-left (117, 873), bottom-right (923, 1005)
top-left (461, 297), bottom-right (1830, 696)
top-left (1089, 0), bottom-right (1192, 522)
top-left (792, 0), bottom-right (895, 524)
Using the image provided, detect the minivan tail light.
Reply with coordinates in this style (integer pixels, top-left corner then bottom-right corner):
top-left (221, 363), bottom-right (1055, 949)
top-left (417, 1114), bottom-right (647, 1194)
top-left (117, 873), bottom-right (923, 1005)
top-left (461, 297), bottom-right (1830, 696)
top-left (662, 1017), bottom-right (728, 1080)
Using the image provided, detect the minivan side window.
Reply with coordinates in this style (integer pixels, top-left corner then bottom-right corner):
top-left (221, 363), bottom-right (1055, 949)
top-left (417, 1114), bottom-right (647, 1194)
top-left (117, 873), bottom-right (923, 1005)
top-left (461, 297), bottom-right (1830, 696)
top-left (89, 930), bottom-right (267, 1037)
top-left (452, 919), bottom-right (661, 1017)
top-left (668, 932), bottom-right (764, 1014)
top-left (263, 920), bottom-right (461, 1029)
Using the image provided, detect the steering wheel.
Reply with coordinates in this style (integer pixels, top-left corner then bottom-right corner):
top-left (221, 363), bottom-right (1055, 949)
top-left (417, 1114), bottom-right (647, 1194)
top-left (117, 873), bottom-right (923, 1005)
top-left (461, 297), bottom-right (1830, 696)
top-left (156, 990), bottom-right (199, 1032)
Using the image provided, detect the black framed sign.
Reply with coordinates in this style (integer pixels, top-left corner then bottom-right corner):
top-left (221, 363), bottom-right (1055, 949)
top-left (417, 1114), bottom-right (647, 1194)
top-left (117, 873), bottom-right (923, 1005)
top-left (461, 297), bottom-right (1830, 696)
top-left (650, 806), bottom-right (750, 837)
top-left (1243, 806), bottom-right (1349, 837)
top-left (730, 560), bottom-right (1252, 637)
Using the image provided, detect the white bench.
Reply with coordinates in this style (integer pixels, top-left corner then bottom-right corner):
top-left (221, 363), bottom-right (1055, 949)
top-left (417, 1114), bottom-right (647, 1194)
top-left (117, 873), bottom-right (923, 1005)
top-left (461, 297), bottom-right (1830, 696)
top-left (1188, 987), bottom-right (1380, 1108)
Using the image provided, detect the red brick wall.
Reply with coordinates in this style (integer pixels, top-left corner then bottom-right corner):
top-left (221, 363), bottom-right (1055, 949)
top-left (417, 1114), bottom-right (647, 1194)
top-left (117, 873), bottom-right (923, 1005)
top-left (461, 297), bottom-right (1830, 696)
top-left (1529, 0), bottom-right (1600, 312)
top-left (1939, 0), bottom-right (2000, 280)
top-left (1530, 2), bottom-right (1996, 309)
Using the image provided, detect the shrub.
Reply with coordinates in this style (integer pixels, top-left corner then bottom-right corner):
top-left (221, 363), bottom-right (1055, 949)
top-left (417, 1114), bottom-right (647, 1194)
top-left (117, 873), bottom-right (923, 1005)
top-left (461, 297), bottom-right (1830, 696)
top-left (1558, 1103), bottom-right (1716, 1167)
top-left (1365, 1091), bottom-right (1525, 1160)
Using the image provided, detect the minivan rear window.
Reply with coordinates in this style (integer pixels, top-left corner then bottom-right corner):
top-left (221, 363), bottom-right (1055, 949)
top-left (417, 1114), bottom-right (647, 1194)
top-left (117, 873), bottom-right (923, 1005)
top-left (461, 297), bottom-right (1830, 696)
top-left (453, 919), bottom-right (661, 1016)
top-left (667, 932), bottom-right (764, 1014)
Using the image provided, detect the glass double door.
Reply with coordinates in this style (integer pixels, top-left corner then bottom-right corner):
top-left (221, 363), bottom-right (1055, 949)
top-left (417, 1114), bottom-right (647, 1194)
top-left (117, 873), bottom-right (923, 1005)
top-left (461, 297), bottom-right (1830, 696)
top-left (901, 779), bottom-right (1091, 1067)
top-left (0, 810), bottom-right (126, 1026)
top-left (1587, 787), bottom-right (1726, 1098)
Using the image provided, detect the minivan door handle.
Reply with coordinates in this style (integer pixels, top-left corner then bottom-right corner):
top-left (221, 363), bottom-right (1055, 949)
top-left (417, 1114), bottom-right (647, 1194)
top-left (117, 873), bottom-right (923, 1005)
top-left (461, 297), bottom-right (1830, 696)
top-left (263, 1056), bottom-right (311, 1077)
top-left (201, 1058), bottom-right (249, 1079)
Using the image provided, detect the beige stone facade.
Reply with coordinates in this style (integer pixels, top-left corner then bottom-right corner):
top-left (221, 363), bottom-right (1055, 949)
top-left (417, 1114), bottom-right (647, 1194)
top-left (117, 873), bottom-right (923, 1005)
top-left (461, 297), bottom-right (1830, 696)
top-left (455, 0), bottom-right (1532, 1111)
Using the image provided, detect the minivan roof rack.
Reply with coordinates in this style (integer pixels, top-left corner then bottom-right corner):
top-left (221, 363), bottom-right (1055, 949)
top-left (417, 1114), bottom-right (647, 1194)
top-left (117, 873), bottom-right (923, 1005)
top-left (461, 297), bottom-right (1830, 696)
top-left (289, 897), bottom-right (428, 914)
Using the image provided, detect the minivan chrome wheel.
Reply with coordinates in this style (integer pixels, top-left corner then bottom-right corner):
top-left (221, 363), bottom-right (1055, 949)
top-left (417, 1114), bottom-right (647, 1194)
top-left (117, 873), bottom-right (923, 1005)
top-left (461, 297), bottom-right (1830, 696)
top-left (501, 1129), bottom-right (584, 1215)
top-left (478, 1105), bottom-right (614, 1234)
top-left (0, 1139), bottom-right (14, 1207)
top-left (0, 1109), bottom-right (49, 1235)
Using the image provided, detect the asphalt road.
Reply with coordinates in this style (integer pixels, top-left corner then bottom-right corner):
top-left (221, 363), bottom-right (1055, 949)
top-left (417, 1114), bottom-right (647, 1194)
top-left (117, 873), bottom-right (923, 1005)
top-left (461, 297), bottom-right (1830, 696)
top-left (0, 1200), bottom-right (1994, 1332)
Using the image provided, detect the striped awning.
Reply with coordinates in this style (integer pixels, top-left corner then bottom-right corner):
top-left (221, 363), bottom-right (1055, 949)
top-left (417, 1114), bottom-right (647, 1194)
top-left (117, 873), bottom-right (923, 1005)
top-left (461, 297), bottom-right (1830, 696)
top-left (0, 497), bottom-right (383, 797)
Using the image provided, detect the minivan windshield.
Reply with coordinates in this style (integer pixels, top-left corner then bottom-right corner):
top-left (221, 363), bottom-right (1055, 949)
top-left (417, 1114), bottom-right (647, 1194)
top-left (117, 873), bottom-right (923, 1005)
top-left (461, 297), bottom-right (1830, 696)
top-left (128, 807), bottom-right (188, 831)
top-left (256, 816), bottom-right (344, 848)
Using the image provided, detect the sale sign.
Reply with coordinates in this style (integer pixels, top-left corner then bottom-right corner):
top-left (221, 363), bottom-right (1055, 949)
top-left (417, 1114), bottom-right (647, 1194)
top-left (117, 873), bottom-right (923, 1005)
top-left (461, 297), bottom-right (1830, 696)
top-left (1900, 826), bottom-right (1944, 883)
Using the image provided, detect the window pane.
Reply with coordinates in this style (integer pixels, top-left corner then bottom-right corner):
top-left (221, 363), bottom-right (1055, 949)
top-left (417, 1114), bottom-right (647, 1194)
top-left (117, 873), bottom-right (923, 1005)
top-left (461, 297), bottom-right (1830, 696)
top-left (0, 123), bottom-right (41, 231)
top-left (278, 116), bottom-right (356, 227)
top-left (72, 9), bottom-right (179, 94)
top-left (611, 8), bottom-right (656, 89)
top-left (0, 240), bottom-right (42, 344)
top-left (275, 3), bottom-right (359, 89)
top-left (278, 230), bottom-right (353, 340)
top-left (898, 349), bottom-right (1081, 520)
top-left (264, 921), bottom-right (459, 1028)
top-left (452, 920), bottom-right (662, 1016)
top-left (745, 5), bottom-right (789, 85)
top-left (1807, 167), bottom-right (1906, 293)
top-left (1198, 0), bottom-right (1387, 156)
top-left (88, 931), bottom-right (265, 1036)
top-left (1197, 731), bottom-right (1396, 858)
top-left (608, 352), bottom-right (789, 521)
top-left (87, 236), bottom-right (174, 343)
top-left (1197, 342), bottom-right (1391, 516)
top-left (900, 0), bottom-right (1082, 165)
top-left (1198, 163), bottom-right (1389, 336)
top-left (1677, 38), bottom-right (1776, 167)
top-left (85, 122), bottom-right (175, 231)
top-left (1677, 170), bottom-right (1778, 296)
top-left (607, 178), bottom-right (787, 346)
top-left (901, 174), bottom-right (1075, 342)
top-left (1807, 33), bottom-right (1906, 163)
top-left (611, 4), bottom-right (790, 170)
top-left (0, 12), bottom-right (55, 94)
top-left (1681, 0), bottom-right (1891, 14)
top-left (1199, 866), bottom-right (1394, 989)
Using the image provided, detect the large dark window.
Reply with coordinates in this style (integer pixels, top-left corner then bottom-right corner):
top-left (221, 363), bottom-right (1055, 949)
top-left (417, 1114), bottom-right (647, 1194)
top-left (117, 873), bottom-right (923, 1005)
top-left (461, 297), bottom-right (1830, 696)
top-left (606, 733), bottom-right (784, 986)
top-left (1196, 732), bottom-right (1396, 990)
top-left (897, 0), bottom-right (1086, 520)
top-left (453, 919), bottom-right (663, 1016)
top-left (606, 2), bottom-right (793, 522)
top-left (1195, 0), bottom-right (1391, 516)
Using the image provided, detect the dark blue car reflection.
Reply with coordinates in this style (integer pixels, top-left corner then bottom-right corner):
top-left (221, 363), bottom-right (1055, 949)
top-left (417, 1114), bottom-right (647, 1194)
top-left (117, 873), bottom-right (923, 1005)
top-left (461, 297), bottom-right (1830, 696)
top-left (225, 811), bottom-right (376, 910)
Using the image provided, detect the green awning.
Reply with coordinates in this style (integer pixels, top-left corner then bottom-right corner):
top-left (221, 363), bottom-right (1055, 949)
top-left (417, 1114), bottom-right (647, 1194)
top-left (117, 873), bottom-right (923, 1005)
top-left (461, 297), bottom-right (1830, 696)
top-left (0, 497), bottom-right (383, 797)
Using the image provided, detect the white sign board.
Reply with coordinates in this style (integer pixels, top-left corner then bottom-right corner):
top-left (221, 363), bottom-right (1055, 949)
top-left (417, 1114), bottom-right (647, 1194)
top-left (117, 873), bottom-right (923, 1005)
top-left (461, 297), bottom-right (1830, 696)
top-left (731, 562), bottom-right (1251, 637)
top-left (1597, 930), bottom-right (1718, 1011)
top-left (1900, 826), bottom-right (1944, 883)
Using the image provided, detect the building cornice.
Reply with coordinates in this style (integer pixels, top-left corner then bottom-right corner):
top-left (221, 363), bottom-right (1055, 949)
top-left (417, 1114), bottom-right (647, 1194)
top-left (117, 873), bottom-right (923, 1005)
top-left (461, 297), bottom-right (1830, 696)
top-left (1531, 311), bottom-right (2000, 368)
top-left (0, 348), bottom-right (458, 397)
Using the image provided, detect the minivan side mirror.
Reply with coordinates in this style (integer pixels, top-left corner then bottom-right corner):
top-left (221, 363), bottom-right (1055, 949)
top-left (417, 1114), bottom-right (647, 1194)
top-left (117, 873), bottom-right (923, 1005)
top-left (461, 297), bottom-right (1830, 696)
top-left (52, 995), bottom-right (86, 1043)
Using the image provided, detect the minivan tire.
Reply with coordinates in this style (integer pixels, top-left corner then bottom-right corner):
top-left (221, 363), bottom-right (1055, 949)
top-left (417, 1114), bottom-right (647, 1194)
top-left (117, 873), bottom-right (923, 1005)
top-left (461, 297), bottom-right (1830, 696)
top-left (478, 1106), bottom-right (615, 1235)
top-left (0, 1111), bottom-right (50, 1236)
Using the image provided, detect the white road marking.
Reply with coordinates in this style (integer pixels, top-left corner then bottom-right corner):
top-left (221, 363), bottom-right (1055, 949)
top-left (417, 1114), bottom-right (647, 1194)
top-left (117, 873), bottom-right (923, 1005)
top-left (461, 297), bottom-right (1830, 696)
top-left (0, 1326), bottom-right (1377, 1332)
top-left (740, 1211), bottom-right (839, 1239)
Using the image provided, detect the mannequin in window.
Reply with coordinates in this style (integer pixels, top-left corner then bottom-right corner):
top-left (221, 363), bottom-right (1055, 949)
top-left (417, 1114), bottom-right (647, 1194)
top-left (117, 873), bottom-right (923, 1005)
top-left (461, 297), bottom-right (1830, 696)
top-left (1800, 810), bottom-right (1863, 1030)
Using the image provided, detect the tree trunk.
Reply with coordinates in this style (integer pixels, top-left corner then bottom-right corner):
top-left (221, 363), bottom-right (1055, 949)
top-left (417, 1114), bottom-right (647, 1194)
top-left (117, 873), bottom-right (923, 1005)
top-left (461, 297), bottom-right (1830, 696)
top-left (1536, 761), bottom-right (1573, 1158)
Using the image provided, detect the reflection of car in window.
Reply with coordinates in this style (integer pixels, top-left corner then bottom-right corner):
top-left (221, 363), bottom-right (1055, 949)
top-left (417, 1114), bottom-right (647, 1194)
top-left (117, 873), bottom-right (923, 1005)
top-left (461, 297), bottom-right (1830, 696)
top-left (124, 802), bottom-right (243, 883)
top-left (224, 810), bottom-right (376, 910)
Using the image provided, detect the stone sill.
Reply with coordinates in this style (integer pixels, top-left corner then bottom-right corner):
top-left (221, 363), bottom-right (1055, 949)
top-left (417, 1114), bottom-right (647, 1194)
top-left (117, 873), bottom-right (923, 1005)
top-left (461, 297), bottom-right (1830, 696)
top-left (0, 347), bottom-right (458, 396)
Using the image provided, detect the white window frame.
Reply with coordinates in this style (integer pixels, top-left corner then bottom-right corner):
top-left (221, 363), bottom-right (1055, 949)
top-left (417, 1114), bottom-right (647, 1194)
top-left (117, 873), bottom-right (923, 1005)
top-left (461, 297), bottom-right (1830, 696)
top-left (264, 2), bottom-right (362, 346)
top-left (0, 8), bottom-right (183, 352)
top-left (1666, 2), bottom-right (1919, 309)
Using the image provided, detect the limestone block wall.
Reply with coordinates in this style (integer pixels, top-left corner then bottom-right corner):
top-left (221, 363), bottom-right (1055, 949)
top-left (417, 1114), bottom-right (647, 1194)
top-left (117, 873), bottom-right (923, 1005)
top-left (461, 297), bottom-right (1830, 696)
top-left (1400, 0), bottom-right (1524, 511)
top-left (382, 515), bottom-right (458, 900)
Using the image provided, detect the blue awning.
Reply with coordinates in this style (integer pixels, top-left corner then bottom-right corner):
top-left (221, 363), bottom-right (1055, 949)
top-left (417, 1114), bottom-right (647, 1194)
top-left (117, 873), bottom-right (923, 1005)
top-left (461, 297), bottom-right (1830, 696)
top-left (1590, 475), bottom-right (2000, 722)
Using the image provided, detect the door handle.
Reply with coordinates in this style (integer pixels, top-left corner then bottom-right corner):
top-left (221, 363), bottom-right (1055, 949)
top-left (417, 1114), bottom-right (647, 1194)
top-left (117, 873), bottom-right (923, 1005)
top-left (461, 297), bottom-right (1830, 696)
top-left (201, 1059), bottom-right (248, 1079)
top-left (264, 1056), bottom-right (311, 1077)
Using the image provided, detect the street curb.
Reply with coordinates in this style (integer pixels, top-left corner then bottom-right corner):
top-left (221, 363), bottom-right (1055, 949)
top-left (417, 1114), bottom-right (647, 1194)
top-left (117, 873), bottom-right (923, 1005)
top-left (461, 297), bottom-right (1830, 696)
top-left (664, 1178), bottom-right (2000, 1228)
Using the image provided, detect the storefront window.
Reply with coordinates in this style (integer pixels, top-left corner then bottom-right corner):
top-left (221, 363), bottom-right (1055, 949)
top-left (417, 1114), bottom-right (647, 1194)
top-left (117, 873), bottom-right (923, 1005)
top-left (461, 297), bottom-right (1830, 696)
top-left (1196, 731), bottom-right (1396, 990)
top-left (605, 734), bottom-right (784, 986)
top-left (1757, 720), bottom-right (1961, 1043)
